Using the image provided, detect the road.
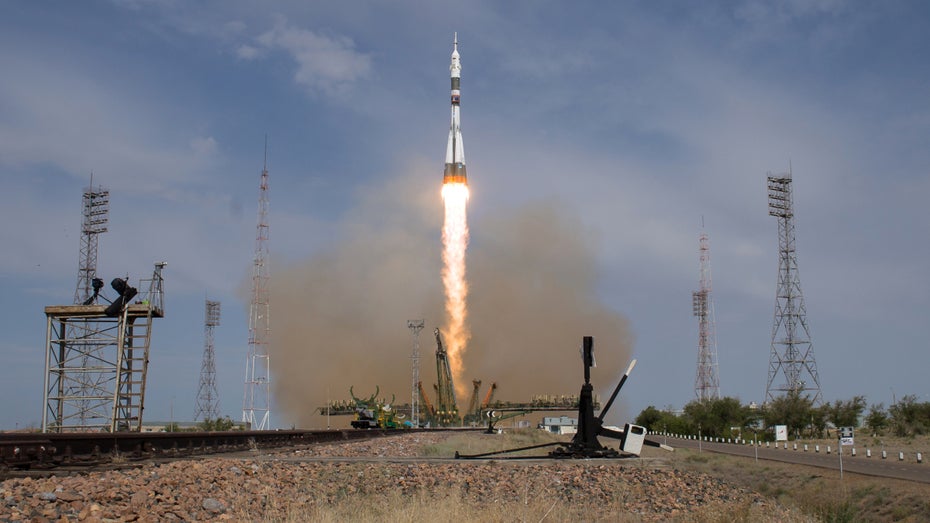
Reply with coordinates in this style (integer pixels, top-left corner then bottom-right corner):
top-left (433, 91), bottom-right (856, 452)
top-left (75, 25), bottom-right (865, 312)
top-left (656, 436), bottom-right (930, 484)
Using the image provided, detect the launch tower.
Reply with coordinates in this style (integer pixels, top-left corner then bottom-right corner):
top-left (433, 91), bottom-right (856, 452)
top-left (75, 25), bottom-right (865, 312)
top-left (242, 144), bottom-right (272, 430)
top-left (693, 230), bottom-right (720, 402)
top-left (765, 170), bottom-right (822, 405)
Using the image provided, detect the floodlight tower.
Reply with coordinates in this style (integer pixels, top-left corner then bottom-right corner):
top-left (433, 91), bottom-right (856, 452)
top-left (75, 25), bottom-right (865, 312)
top-left (765, 169), bottom-right (822, 405)
top-left (73, 177), bottom-right (109, 305)
top-left (71, 178), bottom-right (109, 428)
top-left (243, 142), bottom-right (272, 430)
top-left (693, 229), bottom-right (720, 402)
top-left (407, 319), bottom-right (425, 427)
top-left (194, 299), bottom-right (221, 422)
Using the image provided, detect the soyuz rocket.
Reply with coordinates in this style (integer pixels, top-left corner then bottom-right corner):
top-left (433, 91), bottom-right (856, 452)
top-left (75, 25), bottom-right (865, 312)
top-left (443, 33), bottom-right (467, 185)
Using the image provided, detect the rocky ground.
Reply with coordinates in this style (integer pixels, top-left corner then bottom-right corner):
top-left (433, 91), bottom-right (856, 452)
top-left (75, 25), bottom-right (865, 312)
top-left (1, 432), bottom-right (806, 522)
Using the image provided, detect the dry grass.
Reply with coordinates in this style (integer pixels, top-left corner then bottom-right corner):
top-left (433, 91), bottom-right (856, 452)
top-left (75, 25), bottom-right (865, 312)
top-left (420, 428), bottom-right (567, 457)
top-left (649, 444), bottom-right (930, 523)
top-left (250, 485), bottom-right (794, 523)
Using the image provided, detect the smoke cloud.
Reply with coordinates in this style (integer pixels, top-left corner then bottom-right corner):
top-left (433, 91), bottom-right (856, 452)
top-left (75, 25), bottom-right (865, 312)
top-left (269, 170), bottom-right (633, 428)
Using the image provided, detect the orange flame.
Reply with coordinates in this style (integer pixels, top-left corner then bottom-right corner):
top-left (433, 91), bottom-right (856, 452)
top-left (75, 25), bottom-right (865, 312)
top-left (441, 182), bottom-right (470, 401)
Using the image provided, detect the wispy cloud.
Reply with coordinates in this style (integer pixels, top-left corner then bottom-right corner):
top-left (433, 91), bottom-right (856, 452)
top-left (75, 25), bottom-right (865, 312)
top-left (0, 51), bottom-right (219, 196)
top-left (240, 16), bottom-right (372, 98)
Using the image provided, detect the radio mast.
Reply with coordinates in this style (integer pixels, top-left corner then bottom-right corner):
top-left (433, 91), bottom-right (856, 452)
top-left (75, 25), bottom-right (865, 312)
top-left (693, 228), bottom-right (720, 402)
top-left (243, 141), bottom-right (272, 430)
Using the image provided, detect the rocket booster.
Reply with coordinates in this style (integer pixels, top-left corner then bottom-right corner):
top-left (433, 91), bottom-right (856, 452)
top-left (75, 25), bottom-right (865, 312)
top-left (444, 33), bottom-right (467, 185)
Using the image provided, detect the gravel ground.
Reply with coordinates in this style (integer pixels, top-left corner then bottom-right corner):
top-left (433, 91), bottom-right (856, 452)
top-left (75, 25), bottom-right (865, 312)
top-left (0, 432), bottom-right (804, 522)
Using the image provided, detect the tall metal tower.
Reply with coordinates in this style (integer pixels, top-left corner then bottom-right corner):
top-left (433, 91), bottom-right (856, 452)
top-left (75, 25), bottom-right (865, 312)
top-left (693, 229), bottom-right (720, 402)
top-left (407, 319), bottom-right (425, 427)
top-left (71, 179), bottom-right (109, 428)
top-left (243, 143), bottom-right (272, 430)
top-left (765, 169), bottom-right (822, 405)
top-left (194, 299), bottom-right (221, 422)
top-left (73, 178), bottom-right (109, 305)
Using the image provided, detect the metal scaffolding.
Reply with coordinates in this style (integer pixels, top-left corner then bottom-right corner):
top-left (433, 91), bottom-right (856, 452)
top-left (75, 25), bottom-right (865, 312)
top-left (765, 170), bottom-right (822, 405)
top-left (42, 263), bottom-right (166, 432)
top-left (194, 299), bottom-right (221, 422)
top-left (693, 230), bottom-right (720, 402)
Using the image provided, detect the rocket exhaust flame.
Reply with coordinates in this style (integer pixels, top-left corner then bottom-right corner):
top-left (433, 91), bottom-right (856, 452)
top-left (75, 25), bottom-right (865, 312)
top-left (441, 182), bottom-right (469, 401)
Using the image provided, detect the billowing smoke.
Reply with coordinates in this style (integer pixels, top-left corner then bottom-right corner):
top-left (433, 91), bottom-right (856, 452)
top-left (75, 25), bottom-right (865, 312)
top-left (269, 170), bottom-right (633, 428)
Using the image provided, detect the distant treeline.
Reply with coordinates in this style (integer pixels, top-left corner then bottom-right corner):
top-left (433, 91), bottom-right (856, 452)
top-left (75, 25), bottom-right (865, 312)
top-left (635, 392), bottom-right (930, 441)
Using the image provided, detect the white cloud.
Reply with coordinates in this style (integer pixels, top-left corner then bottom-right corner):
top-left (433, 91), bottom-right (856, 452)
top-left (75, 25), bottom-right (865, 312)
top-left (190, 136), bottom-right (218, 156)
top-left (242, 17), bottom-right (371, 97)
top-left (236, 44), bottom-right (260, 60)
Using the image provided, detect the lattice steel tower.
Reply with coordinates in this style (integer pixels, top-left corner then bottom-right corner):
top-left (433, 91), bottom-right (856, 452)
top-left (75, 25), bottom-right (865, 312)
top-left (194, 299), bottom-right (221, 422)
top-left (765, 169), bottom-right (822, 405)
top-left (407, 319), bottom-right (425, 427)
top-left (693, 229), bottom-right (720, 402)
top-left (73, 177), bottom-right (109, 305)
top-left (70, 179), bottom-right (109, 428)
top-left (243, 143), bottom-right (272, 430)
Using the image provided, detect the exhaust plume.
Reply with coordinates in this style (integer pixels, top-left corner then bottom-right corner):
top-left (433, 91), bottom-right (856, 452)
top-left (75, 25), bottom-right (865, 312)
top-left (268, 173), bottom-right (633, 428)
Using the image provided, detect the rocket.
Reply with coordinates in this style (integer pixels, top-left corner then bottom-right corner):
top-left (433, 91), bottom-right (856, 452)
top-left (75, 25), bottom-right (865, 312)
top-left (443, 33), bottom-right (467, 185)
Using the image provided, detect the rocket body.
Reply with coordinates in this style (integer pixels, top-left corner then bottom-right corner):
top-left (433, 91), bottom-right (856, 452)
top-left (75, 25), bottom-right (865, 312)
top-left (444, 34), bottom-right (467, 185)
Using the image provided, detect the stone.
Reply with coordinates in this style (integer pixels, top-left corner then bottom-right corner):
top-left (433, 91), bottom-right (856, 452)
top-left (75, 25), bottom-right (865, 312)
top-left (35, 492), bottom-right (57, 502)
top-left (202, 498), bottom-right (226, 514)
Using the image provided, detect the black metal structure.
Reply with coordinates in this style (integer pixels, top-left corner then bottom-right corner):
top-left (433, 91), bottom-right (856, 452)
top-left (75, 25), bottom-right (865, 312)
top-left (457, 336), bottom-right (665, 460)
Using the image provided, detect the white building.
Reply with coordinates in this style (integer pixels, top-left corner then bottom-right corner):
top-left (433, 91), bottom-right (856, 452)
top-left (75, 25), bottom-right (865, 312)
top-left (539, 416), bottom-right (577, 435)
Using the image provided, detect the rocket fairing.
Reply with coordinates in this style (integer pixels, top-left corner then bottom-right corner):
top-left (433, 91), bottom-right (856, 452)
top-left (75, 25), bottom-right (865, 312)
top-left (444, 33), bottom-right (467, 185)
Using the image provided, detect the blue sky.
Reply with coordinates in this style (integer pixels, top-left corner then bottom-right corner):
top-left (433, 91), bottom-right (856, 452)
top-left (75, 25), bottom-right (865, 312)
top-left (1, 1), bottom-right (928, 430)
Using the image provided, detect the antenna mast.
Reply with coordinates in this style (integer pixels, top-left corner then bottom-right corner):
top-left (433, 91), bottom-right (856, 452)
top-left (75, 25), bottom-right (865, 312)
top-left (765, 168), bottom-right (822, 404)
top-left (243, 139), bottom-right (272, 429)
top-left (195, 299), bottom-right (221, 422)
top-left (693, 229), bottom-right (720, 402)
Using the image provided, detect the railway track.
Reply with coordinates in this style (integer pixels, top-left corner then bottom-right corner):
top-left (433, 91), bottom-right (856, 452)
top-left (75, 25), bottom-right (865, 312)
top-left (1, 428), bottom-right (456, 476)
